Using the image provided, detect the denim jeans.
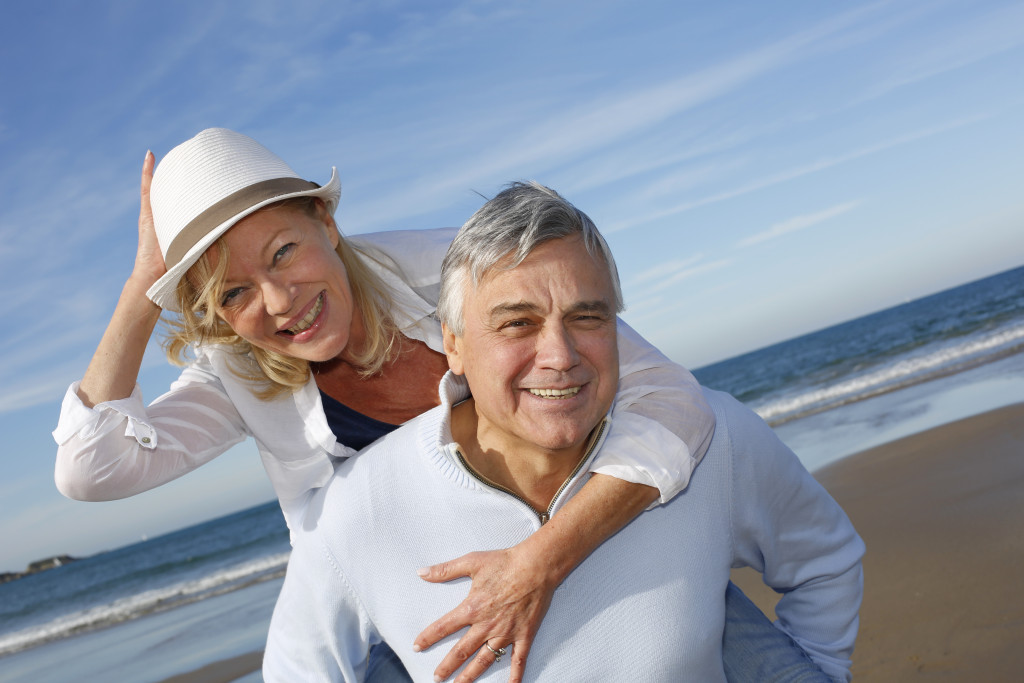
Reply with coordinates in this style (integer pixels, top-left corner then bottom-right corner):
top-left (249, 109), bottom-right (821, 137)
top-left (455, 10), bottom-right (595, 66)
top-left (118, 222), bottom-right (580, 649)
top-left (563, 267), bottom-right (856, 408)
top-left (366, 640), bottom-right (412, 683)
top-left (722, 581), bottom-right (830, 682)
top-left (365, 581), bottom-right (829, 682)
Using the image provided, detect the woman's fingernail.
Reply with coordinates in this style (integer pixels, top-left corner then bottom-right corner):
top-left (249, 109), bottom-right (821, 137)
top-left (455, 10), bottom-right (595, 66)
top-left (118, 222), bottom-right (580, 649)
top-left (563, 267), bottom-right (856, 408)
top-left (413, 643), bottom-right (421, 652)
top-left (417, 567), bottom-right (429, 577)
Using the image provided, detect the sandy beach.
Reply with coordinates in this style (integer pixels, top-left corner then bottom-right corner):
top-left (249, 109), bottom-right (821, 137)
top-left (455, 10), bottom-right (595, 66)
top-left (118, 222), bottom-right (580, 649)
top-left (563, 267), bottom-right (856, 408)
top-left (158, 651), bottom-right (263, 683)
top-left (735, 401), bottom-right (1024, 682)
top-left (169, 403), bottom-right (1024, 682)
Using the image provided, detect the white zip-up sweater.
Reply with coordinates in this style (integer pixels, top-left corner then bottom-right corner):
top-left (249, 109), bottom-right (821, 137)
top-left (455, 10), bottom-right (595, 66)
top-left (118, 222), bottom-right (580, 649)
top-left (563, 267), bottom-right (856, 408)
top-left (264, 374), bottom-right (864, 682)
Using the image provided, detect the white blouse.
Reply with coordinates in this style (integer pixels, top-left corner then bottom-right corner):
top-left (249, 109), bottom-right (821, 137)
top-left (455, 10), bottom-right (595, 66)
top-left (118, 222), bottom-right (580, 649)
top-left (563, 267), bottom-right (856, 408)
top-left (53, 228), bottom-right (715, 529)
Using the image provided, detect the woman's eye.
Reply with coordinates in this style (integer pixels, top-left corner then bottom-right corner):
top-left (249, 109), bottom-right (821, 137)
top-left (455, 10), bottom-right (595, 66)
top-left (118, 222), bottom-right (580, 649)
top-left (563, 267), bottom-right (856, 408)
top-left (220, 287), bottom-right (244, 307)
top-left (274, 243), bottom-right (295, 263)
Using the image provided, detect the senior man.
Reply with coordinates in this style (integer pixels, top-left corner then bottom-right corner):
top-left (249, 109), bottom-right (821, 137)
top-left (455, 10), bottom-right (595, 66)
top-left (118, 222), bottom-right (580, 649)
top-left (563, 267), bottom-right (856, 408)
top-left (263, 183), bottom-right (864, 682)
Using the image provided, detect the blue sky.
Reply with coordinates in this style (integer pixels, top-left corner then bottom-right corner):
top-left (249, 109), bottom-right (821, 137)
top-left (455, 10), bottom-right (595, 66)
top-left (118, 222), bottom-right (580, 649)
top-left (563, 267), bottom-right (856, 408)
top-left (1, 0), bottom-right (1022, 571)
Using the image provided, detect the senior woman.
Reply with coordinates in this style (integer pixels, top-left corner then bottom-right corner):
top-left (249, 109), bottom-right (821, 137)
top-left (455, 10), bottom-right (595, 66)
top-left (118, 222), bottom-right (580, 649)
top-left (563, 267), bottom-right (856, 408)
top-left (54, 129), bottom-right (836, 683)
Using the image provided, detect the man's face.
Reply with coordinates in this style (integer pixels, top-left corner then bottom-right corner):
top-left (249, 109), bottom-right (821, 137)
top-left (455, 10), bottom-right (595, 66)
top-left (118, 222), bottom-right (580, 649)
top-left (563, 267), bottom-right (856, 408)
top-left (444, 234), bottom-right (619, 461)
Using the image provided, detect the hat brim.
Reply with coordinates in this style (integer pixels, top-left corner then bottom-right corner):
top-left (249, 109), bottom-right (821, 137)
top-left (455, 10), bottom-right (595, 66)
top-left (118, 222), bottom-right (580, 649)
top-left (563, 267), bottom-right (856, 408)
top-left (146, 169), bottom-right (340, 312)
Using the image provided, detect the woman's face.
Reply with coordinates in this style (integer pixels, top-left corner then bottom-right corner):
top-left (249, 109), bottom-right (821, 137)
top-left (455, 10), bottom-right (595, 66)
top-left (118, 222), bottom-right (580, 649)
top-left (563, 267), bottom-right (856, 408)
top-left (210, 202), bottom-right (356, 363)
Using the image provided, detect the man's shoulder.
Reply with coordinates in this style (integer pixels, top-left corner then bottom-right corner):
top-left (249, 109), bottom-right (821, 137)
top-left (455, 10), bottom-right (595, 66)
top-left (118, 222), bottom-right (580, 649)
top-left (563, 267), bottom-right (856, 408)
top-left (318, 403), bottom-right (449, 503)
top-left (701, 387), bottom-right (769, 433)
top-left (697, 386), bottom-right (784, 466)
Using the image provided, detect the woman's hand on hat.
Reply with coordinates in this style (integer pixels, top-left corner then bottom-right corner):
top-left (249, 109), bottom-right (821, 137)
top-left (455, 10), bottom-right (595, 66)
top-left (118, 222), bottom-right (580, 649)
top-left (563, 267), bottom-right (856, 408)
top-left (413, 546), bottom-right (554, 683)
top-left (77, 150), bottom-right (167, 406)
top-left (130, 150), bottom-right (167, 288)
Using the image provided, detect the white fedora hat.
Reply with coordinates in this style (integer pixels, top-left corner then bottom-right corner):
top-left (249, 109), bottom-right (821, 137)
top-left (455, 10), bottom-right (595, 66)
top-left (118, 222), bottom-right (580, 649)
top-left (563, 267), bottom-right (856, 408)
top-left (146, 128), bottom-right (341, 311)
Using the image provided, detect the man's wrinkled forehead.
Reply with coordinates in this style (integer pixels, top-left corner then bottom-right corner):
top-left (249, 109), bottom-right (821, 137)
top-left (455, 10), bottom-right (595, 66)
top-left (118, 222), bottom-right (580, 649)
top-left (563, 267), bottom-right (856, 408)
top-left (467, 239), bottom-right (615, 322)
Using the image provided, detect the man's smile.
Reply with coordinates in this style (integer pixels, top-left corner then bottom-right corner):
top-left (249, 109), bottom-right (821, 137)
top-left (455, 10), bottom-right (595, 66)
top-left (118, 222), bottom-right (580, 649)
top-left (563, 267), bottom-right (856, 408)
top-left (526, 386), bottom-right (581, 399)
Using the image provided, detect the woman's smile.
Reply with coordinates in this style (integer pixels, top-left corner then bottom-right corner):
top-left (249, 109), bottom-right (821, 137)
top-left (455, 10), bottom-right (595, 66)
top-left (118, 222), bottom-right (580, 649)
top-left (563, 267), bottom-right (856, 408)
top-left (279, 291), bottom-right (326, 337)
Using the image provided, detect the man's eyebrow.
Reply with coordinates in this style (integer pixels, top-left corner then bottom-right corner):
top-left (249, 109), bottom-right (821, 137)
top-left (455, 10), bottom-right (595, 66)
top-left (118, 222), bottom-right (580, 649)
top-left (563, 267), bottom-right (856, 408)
top-left (487, 302), bottom-right (541, 320)
top-left (486, 300), bottom-right (614, 320)
top-left (568, 300), bottom-right (614, 316)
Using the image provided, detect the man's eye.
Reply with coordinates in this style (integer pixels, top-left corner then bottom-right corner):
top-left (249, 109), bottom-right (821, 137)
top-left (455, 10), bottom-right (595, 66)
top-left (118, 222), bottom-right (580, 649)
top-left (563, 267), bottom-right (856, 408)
top-left (497, 319), bottom-right (535, 334)
top-left (573, 312), bottom-right (610, 325)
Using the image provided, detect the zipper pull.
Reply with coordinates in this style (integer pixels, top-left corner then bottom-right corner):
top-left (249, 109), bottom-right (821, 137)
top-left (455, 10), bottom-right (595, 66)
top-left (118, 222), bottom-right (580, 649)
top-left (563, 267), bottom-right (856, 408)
top-left (539, 512), bottom-right (550, 525)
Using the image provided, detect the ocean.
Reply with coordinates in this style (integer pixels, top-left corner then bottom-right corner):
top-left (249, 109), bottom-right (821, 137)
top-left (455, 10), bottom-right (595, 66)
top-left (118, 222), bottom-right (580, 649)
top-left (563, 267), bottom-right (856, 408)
top-left (2, 264), bottom-right (1022, 682)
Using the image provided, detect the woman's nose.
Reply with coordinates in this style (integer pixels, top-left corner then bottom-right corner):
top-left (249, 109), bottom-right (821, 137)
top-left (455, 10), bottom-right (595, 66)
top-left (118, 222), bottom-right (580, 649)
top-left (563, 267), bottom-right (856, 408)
top-left (262, 278), bottom-right (296, 317)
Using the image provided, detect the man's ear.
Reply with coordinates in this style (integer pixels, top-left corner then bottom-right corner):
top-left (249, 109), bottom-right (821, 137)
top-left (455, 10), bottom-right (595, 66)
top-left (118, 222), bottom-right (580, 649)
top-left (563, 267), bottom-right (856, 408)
top-left (442, 323), bottom-right (465, 375)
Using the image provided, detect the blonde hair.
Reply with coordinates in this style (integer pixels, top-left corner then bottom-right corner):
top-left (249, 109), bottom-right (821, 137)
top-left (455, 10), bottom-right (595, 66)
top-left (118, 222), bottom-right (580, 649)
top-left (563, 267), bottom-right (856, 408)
top-left (162, 198), bottom-right (403, 400)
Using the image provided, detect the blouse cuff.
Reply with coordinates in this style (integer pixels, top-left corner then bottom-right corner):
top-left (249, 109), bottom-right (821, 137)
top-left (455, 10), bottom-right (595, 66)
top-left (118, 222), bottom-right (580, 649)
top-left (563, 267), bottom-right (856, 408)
top-left (51, 381), bottom-right (158, 449)
top-left (589, 411), bottom-right (697, 506)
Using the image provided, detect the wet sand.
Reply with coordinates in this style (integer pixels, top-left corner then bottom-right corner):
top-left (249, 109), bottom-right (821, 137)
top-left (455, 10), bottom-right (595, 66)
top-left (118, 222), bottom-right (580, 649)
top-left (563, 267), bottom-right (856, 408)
top-left (734, 402), bottom-right (1024, 681)
top-left (157, 650), bottom-right (262, 683)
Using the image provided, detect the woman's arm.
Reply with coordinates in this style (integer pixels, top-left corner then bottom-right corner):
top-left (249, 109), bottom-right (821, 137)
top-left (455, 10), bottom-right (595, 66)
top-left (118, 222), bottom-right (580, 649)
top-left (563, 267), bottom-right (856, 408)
top-left (594, 318), bottom-right (715, 501)
top-left (54, 152), bottom-right (249, 500)
top-left (54, 359), bottom-right (250, 500)
top-left (78, 151), bottom-right (165, 408)
top-left (414, 475), bottom-right (657, 683)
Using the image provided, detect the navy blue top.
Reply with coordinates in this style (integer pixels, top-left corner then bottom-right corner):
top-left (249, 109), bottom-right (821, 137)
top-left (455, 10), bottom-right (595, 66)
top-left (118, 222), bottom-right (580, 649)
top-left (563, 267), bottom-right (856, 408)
top-left (319, 390), bottom-right (401, 451)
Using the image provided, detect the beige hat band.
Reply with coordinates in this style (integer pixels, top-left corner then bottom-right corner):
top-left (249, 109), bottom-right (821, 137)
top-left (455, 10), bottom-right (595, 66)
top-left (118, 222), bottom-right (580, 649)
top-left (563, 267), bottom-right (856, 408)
top-left (164, 177), bottom-right (319, 268)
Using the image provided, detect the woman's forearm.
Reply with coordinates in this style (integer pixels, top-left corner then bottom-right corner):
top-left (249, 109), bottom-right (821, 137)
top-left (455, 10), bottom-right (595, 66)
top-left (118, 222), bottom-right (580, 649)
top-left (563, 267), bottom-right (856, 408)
top-left (413, 474), bottom-right (659, 683)
top-left (531, 473), bottom-right (658, 579)
top-left (77, 276), bottom-right (162, 407)
top-left (78, 151), bottom-right (166, 408)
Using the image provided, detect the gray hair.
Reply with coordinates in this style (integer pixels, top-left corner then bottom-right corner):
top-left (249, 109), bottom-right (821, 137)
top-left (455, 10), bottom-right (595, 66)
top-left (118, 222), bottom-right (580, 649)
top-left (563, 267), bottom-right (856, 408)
top-left (438, 181), bottom-right (623, 335)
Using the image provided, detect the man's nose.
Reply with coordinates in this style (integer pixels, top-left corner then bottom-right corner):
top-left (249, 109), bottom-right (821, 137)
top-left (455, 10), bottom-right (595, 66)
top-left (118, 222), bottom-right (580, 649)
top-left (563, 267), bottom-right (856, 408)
top-left (536, 324), bottom-right (580, 370)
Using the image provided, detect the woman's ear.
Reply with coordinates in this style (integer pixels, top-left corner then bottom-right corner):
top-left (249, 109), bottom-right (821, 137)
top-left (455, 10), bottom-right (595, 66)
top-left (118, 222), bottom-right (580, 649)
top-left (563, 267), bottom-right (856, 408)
top-left (314, 199), bottom-right (340, 248)
top-left (442, 323), bottom-right (465, 375)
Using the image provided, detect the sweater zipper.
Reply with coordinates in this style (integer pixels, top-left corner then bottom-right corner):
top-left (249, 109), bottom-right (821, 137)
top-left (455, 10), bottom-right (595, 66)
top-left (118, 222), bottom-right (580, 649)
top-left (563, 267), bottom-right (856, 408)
top-left (453, 418), bottom-right (609, 526)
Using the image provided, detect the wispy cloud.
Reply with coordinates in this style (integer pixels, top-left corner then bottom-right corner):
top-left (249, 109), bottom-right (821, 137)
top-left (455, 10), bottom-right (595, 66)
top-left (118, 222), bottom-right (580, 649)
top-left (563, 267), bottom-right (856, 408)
top-left (338, 3), bottom-right (898, 231)
top-left (607, 113), bottom-right (989, 233)
top-left (738, 201), bottom-right (862, 248)
top-left (630, 256), bottom-right (709, 286)
top-left (854, 2), bottom-right (1024, 105)
top-left (630, 257), bottom-right (733, 296)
